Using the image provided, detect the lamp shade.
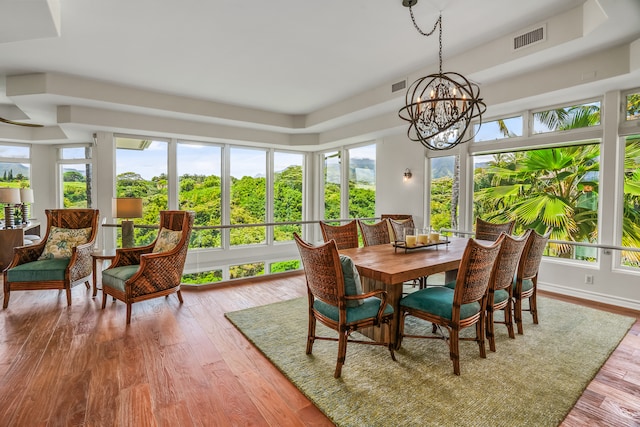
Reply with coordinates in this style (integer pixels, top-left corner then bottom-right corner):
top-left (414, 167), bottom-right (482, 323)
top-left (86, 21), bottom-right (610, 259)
top-left (0, 188), bottom-right (21, 204)
top-left (19, 188), bottom-right (34, 203)
top-left (112, 197), bottom-right (143, 219)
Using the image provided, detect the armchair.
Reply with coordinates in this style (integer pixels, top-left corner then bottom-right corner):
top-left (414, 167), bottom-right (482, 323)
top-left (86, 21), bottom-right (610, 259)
top-left (3, 209), bottom-right (99, 308)
top-left (101, 210), bottom-right (194, 324)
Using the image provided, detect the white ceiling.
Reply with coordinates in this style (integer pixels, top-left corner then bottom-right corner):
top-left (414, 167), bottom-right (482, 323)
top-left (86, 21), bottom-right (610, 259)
top-left (1, 0), bottom-right (639, 143)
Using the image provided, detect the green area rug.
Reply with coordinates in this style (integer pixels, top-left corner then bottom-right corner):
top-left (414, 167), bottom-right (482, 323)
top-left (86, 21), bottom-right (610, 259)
top-left (225, 297), bottom-right (635, 427)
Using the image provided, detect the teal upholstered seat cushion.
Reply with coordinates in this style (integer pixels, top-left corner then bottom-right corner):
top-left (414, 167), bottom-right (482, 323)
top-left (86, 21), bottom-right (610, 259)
top-left (6, 258), bottom-right (70, 282)
top-left (102, 265), bottom-right (140, 292)
top-left (493, 288), bottom-right (509, 304)
top-left (512, 278), bottom-right (534, 293)
top-left (339, 255), bottom-right (364, 307)
top-left (314, 297), bottom-right (393, 324)
top-left (443, 280), bottom-right (456, 290)
top-left (400, 286), bottom-right (481, 320)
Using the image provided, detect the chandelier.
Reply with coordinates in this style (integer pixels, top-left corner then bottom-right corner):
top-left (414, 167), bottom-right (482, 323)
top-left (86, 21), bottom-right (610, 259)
top-left (398, 0), bottom-right (486, 150)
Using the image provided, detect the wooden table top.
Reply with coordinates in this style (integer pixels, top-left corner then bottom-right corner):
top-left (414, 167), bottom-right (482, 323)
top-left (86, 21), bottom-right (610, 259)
top-left (339, 237), bottom-right (470, 286)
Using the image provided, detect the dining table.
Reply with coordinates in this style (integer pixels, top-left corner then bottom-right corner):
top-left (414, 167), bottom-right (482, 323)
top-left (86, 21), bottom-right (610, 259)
top-left (339, 236), bottom-right (470, 348)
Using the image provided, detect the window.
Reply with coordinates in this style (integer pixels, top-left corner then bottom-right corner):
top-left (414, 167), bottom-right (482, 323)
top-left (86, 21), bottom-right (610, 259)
top-left (621, 134), bottom-right (640, 268)
top-left (473, 143), bottom-right (601, 262)
top-left (625, 90), bottom-right (640, 122)
top-left (348, 144), bottom-right (376, 220)
top-left (532, 101), bottom-right (601, 134)
top-left (115, 137), bottom-right (168, 246)
top-left (177, 142), bottom-right (222, 249)
top-left (229, 147), bottom-right (266, 246)
top-left (273, 151), bottom-right (303, 242)
top-left (323, 150), bottom-right (341, 220)
top-left (59, 146), bottom-right (93, 208)
top-left (474, 116), bottom-right (523, 142)
top-left (430, 155), bottom-right (459, 232)
top-left (0, 144), bottom-right (30, 222)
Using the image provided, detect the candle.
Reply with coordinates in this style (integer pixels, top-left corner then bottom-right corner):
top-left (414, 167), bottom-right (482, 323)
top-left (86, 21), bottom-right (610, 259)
top-left (417, 234), bottom-right (429, 245)
top-left (406, 235), bottom-right (417, 247)
top-left (429, 232), bottom-right (440, 244)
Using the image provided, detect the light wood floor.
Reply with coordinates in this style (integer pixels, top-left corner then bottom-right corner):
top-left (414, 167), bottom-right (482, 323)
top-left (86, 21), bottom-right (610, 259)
top-left (0, 274), bottom-right (638, 426)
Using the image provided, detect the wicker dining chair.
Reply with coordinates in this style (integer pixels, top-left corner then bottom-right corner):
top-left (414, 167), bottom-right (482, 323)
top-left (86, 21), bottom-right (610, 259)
top-left (294, 233), bottom-right (396, 378)
top-left (474, 217), bottom-right (515, 241)
top-left (388, 217), bottom-right (415, 243)
top-left (3, 209), bottom-right (100, 308)
top-left (101, 210), bottom-right (194, 324)
top-left (485, 230), bottom-right (530, 351)
top-left (358, 219), bottom-right (390, 247)
top-left (398, 237), bottom-right (503, 375)
top-left (513, 229), bottom-right (550, 335)
top-left (319, 220), bottom-right (359, 249)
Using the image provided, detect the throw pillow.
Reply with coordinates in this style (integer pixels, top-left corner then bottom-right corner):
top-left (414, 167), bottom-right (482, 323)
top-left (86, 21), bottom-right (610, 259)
top-left (152, 228), bottom-right (183, 253)
top-left (339, 254), bottom-right (364, 307)
top-left (38, 226), bottom-right (93, 260)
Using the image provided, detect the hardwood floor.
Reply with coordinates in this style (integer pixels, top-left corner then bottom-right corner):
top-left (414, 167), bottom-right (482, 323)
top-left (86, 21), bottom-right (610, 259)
top-left (0, 274), bottom-right (638, 426)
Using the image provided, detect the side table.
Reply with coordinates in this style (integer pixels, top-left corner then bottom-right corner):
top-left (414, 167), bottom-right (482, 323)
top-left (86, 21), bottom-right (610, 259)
top-left (91, 249), bottom-right (116, 297)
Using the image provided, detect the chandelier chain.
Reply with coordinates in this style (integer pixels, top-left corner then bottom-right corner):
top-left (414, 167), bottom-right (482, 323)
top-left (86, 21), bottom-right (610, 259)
top-left (408, 7), bottom-right (443, 73)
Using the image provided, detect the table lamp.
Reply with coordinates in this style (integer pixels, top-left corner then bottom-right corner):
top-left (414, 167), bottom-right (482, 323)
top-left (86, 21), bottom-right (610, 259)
top-left (0, 188), bottom-right (21, 229)
top-left (19, 188), bottom-right (34, 224)
top-left (112, 197), bottom-right (143, 248)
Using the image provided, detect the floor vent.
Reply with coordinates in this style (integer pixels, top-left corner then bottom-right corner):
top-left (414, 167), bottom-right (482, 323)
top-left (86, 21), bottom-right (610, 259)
top-left (391, 80), bottom-right (406, 93)
top-left (513, 24), bottom-right (546, 51)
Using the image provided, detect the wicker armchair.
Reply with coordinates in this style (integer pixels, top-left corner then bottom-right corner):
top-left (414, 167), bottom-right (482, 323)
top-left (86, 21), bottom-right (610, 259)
top-left (399, 237), bottom-right (503, 375)
top-left (474, 218), bottom-right (515, 241)
top-left (101, 210), bottom-right (194, 324)
top-left (3, 209), bottom-right (100, 308)
top-left (388, 218), bottom-right (415, 243)
top-left (485, 230), bottom-right (529, 351)
top-left (358, 219), bottom-right (390, 246)
top-left (513, 229), bottom-right (550, 334)
top-left (319, 220), bottom-right (359, 249)
top-left (294, 233), bottom-right (396, 378)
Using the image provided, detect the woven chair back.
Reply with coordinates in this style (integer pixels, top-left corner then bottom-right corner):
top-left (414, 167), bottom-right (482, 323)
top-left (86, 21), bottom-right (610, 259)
top-left (294, 233), bottom-right (343, 307)
top-left (518, 229), bottom-right (550, 280)
top-left (454, 238), bottom-right (502, 306)
top-left (475, 218), bottom-right (515, 241)
top-left (358, 220), bottom-right (390, 246)
top-left (319, 220), bottom-right (359, 249)
top-left (491, 230), bottom-right (530, 292)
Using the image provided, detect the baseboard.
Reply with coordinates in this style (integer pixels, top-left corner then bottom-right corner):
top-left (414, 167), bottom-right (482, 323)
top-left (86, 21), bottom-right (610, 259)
top-left (539, 281), bottom-right (640, 313)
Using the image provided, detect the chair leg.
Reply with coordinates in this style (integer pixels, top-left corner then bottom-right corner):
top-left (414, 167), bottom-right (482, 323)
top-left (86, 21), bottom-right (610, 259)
top-left (101, 289), bottom-right (107, 309)
top-left (177, 289), bottom-right (184, 304)
top-left (397, 311), bottom-right (406, 349)
top-left (84, 281), bottom-right (90, 289)
top-left (505, 300), bottom-right (515, 339)
top-left (126, 303), bottom-right (132, 325)
top-left (514, 297), bottom-right (524, 335)
top-left (486, 308), bottom-right (496, 352)
top-left (477, 317), bottom-right (486, 359)
top-left (65, 287), bottom-right (72, 306)
top-left (530, 291), bottom-right (539, 324)
top-left (334, 331), bottom-right (348, 378)
top-left (450, 328), bottom-right (460, 376)
top-left (306, 315), bottom-right (316, 355)
top-left (3, 288), bottom-right (9, 309)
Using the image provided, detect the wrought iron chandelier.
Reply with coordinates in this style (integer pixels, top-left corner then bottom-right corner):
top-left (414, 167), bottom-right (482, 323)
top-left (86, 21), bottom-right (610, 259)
top-left (398, 0), bottom-right (486, 150)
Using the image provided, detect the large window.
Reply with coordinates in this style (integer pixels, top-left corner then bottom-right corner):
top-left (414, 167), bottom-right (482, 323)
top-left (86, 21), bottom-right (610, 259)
top-left (621, 134), bottom-right (640, 268)
top-left (58, 146), bottom-right (93, 208)
top-left (348, 144), bottom-right (376, 220)
top-left (474, 116), bottom-right (523, 142)
top-left (177, 142), bottom-right (222, 249)
top-left (473, 143), bottom-right (601, 261)
top-left (229, 147), bottom-right (266, 246)
top-left (532, 101), bottom-right (600, 134)
top-left (273, 151), bottom-right (303, 242)
top-left (0, 144), bottom-right (30, 222)
top-left (625, 90), bottom-right (640, 122)
top-left (323, 150), bottom-right (341, 220)
top-left (430, 155), bottom-right (459, 232)
top-left (115, 137), bottom-right (168, 246)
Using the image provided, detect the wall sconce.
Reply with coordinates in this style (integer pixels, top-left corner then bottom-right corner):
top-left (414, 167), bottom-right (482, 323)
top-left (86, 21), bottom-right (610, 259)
top-left (112, 197), bottom-right (143, 248)
top-left (403, 169), bottom-right (413, 182)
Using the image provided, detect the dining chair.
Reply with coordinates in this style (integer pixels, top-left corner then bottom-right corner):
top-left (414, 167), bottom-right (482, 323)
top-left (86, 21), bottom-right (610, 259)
top-left (474, 217), bottom-right (515, 241)
top-left (513, 229), bottom-right (550, 334)
top-left (294, 233), bottom-right (396, 378)
top-left (101, 210), bottom-right (194, 324)
top-left (3, 209), bottom-right (100, 308)
top-left (388, 217), bottom-right (415, 243)
top-left (358, 219), bottom-right (390, 246)
top-left (398, 236), bottom-right (503, 375)
top-left (485, 230), bottom-right (530, 351)
top-left (319, 219), bottom-right (359, 249)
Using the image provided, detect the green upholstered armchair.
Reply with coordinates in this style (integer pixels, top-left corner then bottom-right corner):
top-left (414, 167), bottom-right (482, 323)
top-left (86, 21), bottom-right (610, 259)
top-left (101, 210), bottom-right (194, 324)
top-left (3, 209), bottom-right (100, 308)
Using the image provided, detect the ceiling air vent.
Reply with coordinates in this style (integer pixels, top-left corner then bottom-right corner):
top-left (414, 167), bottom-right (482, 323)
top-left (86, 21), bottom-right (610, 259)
top-left (391, 80), bottom-right (406, 93)
top-left (513, 24), bottom-right (546, 51)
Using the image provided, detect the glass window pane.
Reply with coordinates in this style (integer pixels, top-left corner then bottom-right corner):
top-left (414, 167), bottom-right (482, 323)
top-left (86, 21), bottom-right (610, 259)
top-left (230, 262), bottom-right (265, 279)
top-left (474, 116), bottom-right (523, 142)
top-left (533, 101), bottom-right (601, 134)
top-left (430, 156), bottom-right (458, 232)
top-left (621, 135), bottom-right (640, 267)
top-left (115, 137), bottom-right (168, 246)
top-left (348, 144), bottom-right (376, 219)
top-left (0, 161), bottom-right (30, 222)
top-left (230, 147), bottom-right (265, 246)
top-left (182, 269), bottom-right (223, 285)
top-left (270, 259), bottom-right (300, 273)
top-left (60, 147), bottom-right (90, 160)
top-left (324, 151), bottom-right (341, 220)
top-left (473, 144), bottom-right (600, 262)
top-left (626, 92), bottom-right (640, 122)
top-left (62, 164), bottom-right (92, 208)
top-left (0, 145), bottom-right (29, 159)
top-left (273, 152), bottom-right (303, 242)
top-left (177, 142), bottom-right (222, 249)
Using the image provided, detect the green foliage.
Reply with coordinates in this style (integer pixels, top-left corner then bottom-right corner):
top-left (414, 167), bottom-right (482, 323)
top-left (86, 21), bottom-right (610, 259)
top-left (270, 260), bottom-right (300, 273)
top-left (63, 170), bottom-right (85, 182)
top-left (182, 270), bottom-right (223, 284)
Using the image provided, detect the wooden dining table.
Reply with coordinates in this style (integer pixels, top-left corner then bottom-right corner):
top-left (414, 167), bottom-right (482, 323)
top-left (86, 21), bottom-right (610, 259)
top-left (339, 236), bottom-right (470, 348)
